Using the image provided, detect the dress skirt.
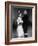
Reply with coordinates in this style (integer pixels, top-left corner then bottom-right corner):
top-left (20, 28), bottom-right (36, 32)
top-left (17, 25), bottom-right (24, 38)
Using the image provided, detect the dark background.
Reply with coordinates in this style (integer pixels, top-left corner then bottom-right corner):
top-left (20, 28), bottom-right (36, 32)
top-left (11, 6), bottom-right (32, 38)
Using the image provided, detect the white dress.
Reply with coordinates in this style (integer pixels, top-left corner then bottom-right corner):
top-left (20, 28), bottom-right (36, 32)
top-left (17, 17), bottom-right (24, 38)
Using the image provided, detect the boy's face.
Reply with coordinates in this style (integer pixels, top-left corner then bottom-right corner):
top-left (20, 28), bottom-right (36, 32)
top-left (24, 10), bottom-right (27, 15)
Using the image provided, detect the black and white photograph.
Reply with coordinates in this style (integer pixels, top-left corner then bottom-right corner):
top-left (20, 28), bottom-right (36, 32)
top-left (5, 2), bottom-right (37, 44)
top-left (11, 6), bottom-right (32, 38)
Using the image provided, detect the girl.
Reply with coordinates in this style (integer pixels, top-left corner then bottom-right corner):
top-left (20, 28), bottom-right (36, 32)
top-left (17, 13), bottom-right (24, 38)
